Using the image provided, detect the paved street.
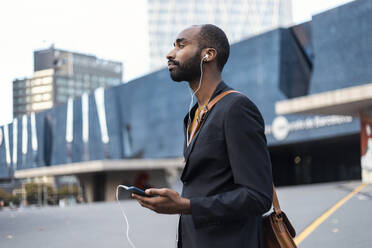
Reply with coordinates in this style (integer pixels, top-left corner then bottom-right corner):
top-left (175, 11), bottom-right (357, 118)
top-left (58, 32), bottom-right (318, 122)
top-left (0, 181), bottom-right (371, 248)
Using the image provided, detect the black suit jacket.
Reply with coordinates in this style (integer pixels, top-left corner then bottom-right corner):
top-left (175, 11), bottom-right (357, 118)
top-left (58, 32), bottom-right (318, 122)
top-left (179, 82), bottom-right (273, 248)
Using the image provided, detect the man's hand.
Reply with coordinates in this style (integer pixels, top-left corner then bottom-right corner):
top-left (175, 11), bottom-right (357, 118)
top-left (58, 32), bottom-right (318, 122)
top-left (132, 188), bottom-right (191, 215)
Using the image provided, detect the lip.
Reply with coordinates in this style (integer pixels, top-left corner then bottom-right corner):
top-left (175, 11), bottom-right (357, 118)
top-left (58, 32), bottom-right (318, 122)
top-left (168, 64), bottom-right (177, 70)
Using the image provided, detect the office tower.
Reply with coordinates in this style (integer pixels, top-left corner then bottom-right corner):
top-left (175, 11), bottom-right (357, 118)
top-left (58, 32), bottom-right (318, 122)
top-left (147, 0), bottom-right (292, 70)
top-left (13, 46), bottom-right (123, 117)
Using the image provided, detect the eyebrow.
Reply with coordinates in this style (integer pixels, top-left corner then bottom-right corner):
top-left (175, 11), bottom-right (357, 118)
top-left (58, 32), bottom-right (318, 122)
top-left (173, 38), bottom-right (188, 47)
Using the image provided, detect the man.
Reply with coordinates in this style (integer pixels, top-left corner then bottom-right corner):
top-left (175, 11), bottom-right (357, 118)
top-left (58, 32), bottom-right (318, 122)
top-left (132, 24), bottom-right (273, 247)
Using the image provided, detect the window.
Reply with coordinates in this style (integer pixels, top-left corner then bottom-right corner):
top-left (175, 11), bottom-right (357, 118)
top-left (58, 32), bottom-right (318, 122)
top-left (57, 94), bottom-right (68, 102)
top-left (33, 94), bottom-right (43, 101)
top-left (13, 82), bottom-right (19, 89)
top-left (42, 77), bottom-right (52, 85)
top-left (75, 74), bottom-right (83, 81)
top-left (31, 85), bottom-right (52, 94)
top-left (57, 86), bottom-right (66, 94)
top-left (31, 78), bottom-right (42, 86)
top-left (42, 93), bottom-right (51, 101)
top-left (114, 65), bottom-right (122, 73)
top-left (32, 101), bottom-right (53, 111)
top-left (56, 78), bottom-right (67, 86)
top-left (16, 98), bottom-right (24, 104)
top-left (17, 105), bottom-right (25, 112)
top-left (75, 88), bottom-right (83, 95)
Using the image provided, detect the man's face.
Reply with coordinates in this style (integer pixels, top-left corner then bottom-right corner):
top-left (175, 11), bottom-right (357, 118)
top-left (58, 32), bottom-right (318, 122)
top-left (166, 27), bottom-right (202, 82)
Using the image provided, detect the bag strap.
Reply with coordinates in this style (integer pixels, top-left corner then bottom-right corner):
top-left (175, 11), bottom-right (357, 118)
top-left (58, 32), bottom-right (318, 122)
top-left (205, 90), bottom-right (240, 112)
top-left (272, 185), bottom-right (282, 216)
top-left (187, 90), bottom-right (239, 146)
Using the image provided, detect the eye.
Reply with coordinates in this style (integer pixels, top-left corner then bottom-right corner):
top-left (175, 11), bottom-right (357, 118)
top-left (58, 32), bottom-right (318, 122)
top-left (178, 44), bottom-right (185, 48)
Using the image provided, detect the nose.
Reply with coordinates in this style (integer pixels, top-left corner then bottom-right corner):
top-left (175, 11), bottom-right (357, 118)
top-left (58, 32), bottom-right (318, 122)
top-left (166, 48), bottom-right (176, 61)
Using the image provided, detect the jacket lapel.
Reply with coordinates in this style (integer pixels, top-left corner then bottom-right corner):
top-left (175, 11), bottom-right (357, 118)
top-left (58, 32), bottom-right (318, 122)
top-left (183, 116), bottom-right (206, 163)
top-left (183, 104), bottom-right (198, 158)
top-left (181, 81), bottom-right (230, 180)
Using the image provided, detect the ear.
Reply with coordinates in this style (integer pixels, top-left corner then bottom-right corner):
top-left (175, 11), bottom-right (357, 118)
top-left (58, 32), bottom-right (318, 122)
top-left (202, 48), bottom-right (217, 63)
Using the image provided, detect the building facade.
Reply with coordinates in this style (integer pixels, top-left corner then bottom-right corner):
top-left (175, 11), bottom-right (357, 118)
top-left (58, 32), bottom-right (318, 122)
top-left (13, 46), bottom-right (123, 117)
top-left (147, 0), bottom-right (292, 70)
top-left (1, 0), bottom-right (371, 202)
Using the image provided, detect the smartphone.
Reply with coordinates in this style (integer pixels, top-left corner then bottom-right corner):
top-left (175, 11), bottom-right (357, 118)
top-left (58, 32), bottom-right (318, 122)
top-left (122, 185), bottom-right (151, 197)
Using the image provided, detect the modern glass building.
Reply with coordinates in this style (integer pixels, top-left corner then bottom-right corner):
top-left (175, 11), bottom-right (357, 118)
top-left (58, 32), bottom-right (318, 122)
top-left (147, 0), bottom-right (292, 70)
top-left (13, 46), bottom-right (123, 117)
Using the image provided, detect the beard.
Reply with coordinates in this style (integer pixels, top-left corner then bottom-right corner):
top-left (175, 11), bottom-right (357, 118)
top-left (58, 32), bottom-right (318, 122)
top-left (169, 51), bottom-right (202, 82)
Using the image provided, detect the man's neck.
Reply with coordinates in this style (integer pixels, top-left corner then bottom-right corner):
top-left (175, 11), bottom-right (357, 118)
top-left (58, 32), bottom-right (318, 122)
top-left (189, 72), bottom-right (221, 107)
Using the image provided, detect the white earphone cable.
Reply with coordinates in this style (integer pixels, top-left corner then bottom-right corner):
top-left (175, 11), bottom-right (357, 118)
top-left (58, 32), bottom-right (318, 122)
top-left (186, 58), bottom-right (205, 142)
top-left (116, 185), bottom-right (136, 248)
top-left (116, 57), bottom-right (205, 248)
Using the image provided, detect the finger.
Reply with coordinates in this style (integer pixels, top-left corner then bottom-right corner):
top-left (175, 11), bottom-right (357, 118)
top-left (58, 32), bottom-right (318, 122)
top-left (131, 193), bottom-right (143, 201)
top-left (145, 188), bottom-right (160, 196)
top-left (145, 188), bottom-right (169, 196)
top-left (134, 196), bottom-right (151, 206)
top-left (132, 193), bottom-right (154, 202)
top-left (132, 194), bottom-right (154, 206)
top-left (136, 195), bottom-right (159, 206)
top-left (138, 201), bottom-right (156, 211)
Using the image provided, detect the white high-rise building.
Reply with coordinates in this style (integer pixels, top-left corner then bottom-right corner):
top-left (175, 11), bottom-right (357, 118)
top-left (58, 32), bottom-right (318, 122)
top-left (148, 0), bottom-right (292, 70)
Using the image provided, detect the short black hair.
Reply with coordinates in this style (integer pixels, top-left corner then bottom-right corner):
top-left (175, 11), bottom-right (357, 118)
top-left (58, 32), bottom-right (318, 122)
top-left (196, 24), bottom-right (230, 71)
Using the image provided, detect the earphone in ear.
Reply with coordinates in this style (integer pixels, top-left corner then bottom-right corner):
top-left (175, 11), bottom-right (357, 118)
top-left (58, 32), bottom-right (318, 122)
top-left (187, 51), bottom-right (207, 142)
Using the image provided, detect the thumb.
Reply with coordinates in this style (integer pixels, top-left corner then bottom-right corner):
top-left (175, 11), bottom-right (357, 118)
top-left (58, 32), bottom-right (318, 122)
top-left (145, 188), bottom-right (163, 196)
top-left (145, 188), bottom-right (171, 197)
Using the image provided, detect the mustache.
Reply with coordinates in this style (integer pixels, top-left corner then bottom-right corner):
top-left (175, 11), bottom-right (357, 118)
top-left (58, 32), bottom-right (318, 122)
top-left (168, 59), bottom-right (180, 66)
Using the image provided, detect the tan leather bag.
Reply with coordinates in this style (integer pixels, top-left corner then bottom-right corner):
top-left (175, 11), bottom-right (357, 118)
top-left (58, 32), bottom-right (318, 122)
top-left (263, 186), bottom-right (297, 248)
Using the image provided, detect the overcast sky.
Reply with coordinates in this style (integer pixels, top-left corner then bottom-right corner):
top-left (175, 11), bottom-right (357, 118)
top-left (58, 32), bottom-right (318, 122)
top-left (0, 0), bottom-right (354, 125)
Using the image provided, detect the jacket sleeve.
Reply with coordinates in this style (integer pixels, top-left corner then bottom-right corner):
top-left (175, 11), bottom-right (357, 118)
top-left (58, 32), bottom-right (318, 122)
top-left (189, 96), bottom-right (273, 228)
